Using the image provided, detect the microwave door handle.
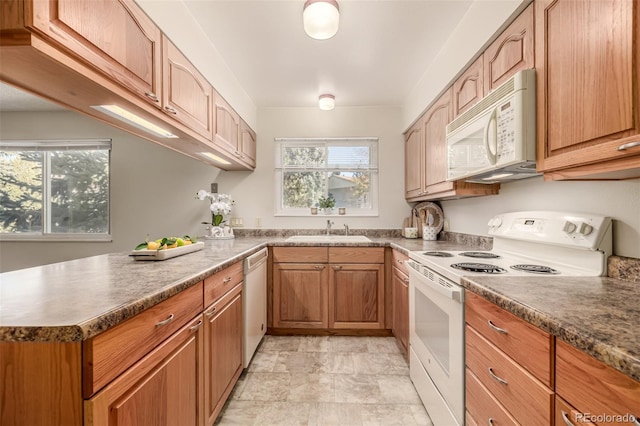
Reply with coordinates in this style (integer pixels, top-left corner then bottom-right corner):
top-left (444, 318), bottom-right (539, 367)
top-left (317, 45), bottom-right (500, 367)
top-left (483, 107), bottom-right (498, 165)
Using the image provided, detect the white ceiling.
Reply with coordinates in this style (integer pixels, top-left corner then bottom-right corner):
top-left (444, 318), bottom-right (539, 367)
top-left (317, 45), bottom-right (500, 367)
top-left (178, 0), bottom-right (474, 108)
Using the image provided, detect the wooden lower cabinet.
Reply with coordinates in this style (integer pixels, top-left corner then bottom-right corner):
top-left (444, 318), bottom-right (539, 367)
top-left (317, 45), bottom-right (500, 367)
top-left (204, 282), bottom-right (243, 425)
top-left (329, 263), bottom-right (384, 329)
top-left (465, 367), bottom-right (519, 426)
top-left (391, 264), bottom-right (409, 355)
top-left (555, 396), bottom-right (596, 426)
top-left (85, 315), bottom-right (205, 426)
top-left (272, 263), bottom-right (329, 328)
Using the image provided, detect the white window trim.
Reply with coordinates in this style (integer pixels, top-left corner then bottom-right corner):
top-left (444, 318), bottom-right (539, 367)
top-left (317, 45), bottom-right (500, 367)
top-left (0, 139), bottom-right (112, 241)
top-left (274, 137), bottom-right (379, 217)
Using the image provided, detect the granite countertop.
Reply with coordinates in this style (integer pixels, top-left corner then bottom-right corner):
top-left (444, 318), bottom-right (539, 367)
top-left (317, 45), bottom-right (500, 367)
top-left (0, 235), bottom-right (468, 343)
top-left (1, 234), bottom-right (638, 384)
top-left (461, 276), bottom-right (640, 382)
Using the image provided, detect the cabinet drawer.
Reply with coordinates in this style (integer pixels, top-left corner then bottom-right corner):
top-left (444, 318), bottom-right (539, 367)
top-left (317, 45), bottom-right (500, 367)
top-left (555, 395), bottom-right (596, 426)
top-left (204, 261), bottom-right (243, 307)
top-left (272, 247), bottom-right (328, 263)
top-left (329, 247), bottom-right (384, 263)
top-left (83, 282), bottom-right (203, 397)
top-left (556, 340), bottom-right (640, 425)
top-left (391, 249), bottom-right (409, 275)
top-left (466, 368), bottom-right (519, 426)
top-left (465, 291), bottom-right (553, 386)
top-left (466, 326), bottom-right (553, 426)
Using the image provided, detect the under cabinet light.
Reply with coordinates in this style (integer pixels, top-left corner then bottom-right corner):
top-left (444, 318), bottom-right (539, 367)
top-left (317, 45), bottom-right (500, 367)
top-left (199, 152), bottom-right (232, 165)
top-left (91, 105), bottom-right (178, 138)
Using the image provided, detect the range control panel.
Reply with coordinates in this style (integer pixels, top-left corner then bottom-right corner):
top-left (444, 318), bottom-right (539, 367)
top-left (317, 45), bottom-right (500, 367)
top-left (487, 211), bottom-right (612, 250)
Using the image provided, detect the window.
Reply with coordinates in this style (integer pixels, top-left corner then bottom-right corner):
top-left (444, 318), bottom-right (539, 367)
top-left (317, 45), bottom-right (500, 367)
top-left (275, 138), bottom-right (378, 216)
top-left (0, 139), bottom-right (111, 241)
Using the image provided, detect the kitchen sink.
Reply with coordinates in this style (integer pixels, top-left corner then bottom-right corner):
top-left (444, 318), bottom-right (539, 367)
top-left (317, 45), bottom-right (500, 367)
top-left (285, 235), bottom-right (371, 243)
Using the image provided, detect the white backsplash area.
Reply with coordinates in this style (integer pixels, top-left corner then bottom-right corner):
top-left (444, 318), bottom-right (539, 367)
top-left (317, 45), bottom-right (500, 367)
top-left (441, 176), bottom-right (640, 258)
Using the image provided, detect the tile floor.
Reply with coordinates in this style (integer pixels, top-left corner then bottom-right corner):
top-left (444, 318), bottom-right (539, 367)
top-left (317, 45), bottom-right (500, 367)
top-left (215, 335), bottom-right (432, 426)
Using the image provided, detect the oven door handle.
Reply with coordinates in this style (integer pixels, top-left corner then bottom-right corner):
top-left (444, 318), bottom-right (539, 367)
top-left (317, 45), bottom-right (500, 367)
top-left (409, 267), bottom-right (462, 303)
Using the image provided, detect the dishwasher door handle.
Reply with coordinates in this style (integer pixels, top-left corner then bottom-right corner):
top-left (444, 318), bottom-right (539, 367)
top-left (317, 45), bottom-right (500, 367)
top-left (245, 248), bottom-right (268, 273)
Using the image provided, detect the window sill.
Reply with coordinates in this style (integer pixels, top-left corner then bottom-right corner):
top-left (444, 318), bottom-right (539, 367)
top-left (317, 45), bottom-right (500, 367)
top-left (0, 234), bottom-right (112, 242)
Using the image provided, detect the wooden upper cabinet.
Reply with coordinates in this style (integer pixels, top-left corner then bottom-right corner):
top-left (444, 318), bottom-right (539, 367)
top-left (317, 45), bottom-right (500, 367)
top-left (453, 56), bottom-right (484, 118)
top-left (213, 91), bottom-right (241, 155)
top-left (483, 4), bottom-right (534, 94)
top-left (424, 87), bottom-right (453, 192)
top-left (26, 0), bottom-right (162, 108)
top-left (404, 118), bottom-right (424, 199)
top-left (162, 36), bottom-right (214, 141)
top-left (240, 119), bottom-right (257, 168)
top-left (536, 0), bottom-right (640, 179)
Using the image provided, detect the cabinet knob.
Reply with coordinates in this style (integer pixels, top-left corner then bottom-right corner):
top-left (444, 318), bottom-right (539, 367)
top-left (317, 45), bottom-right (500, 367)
top-left (617, 141), bottom-right (640, 151)
top-left (145, 92), bottom-right (159, 102)
top-left (155, 313), bottom-right (174, 327)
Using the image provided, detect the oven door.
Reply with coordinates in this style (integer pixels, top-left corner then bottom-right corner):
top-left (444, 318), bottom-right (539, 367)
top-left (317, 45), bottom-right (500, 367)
top-left (408, 261), bottom-right (464, 425)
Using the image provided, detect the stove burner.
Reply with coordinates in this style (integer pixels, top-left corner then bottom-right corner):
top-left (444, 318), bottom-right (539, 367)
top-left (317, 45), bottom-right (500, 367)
top-left (459, 251), bottom-right (501, 259)
top-left (510, 264), bottom-right (560, 274)
top-left (451, 263), bottom-right (507, 274)
top-left (422, 251), bottom-right (454, 258)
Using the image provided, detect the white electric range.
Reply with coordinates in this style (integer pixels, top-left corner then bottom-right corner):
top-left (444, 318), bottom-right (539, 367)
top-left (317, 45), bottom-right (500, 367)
top-left (406, 211), bottom-right (612, 426)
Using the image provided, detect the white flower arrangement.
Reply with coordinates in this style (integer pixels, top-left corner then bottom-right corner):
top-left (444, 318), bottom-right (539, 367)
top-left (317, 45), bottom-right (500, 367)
top-left (196, 190), bottom-right (235, 226)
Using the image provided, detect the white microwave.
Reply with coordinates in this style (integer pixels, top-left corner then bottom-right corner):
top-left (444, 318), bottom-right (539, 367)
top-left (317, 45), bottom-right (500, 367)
top-left (446, 68), bottom-right (537, 183)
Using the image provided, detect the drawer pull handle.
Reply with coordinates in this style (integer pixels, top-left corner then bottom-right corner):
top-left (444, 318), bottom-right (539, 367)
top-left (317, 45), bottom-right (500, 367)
top-left (206, 307), bottom-right (217, 317)
top-left (155, 314), bottom-right (175, 327)
top-left (488, 367), bottom-right (508, 385)
top-left (145, 92), bottom-right (159, 102)
top-left (332, 265), bottom-right (343, 270)
top-left (403, 278), bottom-right (409, 284)
top-left (314, 265), bottom-right (325, 270)
top-left (617, 141), bottom-right (640, 151)
top-left (561, 411), bottom-right (575, 426)
top-left (189, 320), bottom-right (203, 332)
top-left (397, 259), bottom-right (404, 264)
top-left (488, 419), bottom-right (494, 426)
top-left (223, 276), bottom-right (233, 283)
top-left (488, 320), bottom-right (508, 334)
top-left (633, 415), bottom-right (639, 426)
top-left (164, 105), bottom-right (178, 114)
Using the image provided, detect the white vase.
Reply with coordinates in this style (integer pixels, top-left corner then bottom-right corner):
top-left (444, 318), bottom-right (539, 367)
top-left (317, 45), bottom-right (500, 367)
top-left (208, 226), bottom-right (224, 238)
top-left (322, 208), bottom-right (333, 215)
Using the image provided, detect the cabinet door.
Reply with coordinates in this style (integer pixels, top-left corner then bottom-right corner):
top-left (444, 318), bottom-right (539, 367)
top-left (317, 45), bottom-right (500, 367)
top-left (329, 263), bottom-right (384, 329)
top-left (424, 87), bottom-right (453, 193)
top-left (213, 91), bottom-right (241, 155)
top-left (28, 0), bottom-right (162, 108)
top-left (536, 0), bottom-right (640, 176)
top-left (85, 316), bottom-right (205, 426)
top-left (162, 36), bottom-right (214, 140)
top-left (273, 263), bottom-right (329, 328)
top-left (453, 56), bottom-right (484, 118)
top-left (204, 283), bottom-right (243, 425)
top-left (391, 266), bottom-right (409, 355)
top-left (404, 119), bottom-right (424, 199)
top-left (239, 119), bottom-right (257, 168)
top-left (483, 4), bottom-right (534, 94)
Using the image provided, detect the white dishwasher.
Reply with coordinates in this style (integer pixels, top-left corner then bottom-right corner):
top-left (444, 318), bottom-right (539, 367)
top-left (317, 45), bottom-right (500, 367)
top-left (243, 247), bottom-right (268, 368)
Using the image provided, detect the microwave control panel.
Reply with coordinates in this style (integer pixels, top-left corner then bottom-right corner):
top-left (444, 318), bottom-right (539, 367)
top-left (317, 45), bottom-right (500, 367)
top-left (496, 100), bottom-right (516, 161)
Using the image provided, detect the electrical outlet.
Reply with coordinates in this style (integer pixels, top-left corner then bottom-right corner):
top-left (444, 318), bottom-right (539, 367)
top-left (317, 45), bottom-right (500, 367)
top-left (210, 183), bottom-right (218, 193)
top-left (255, 217), bottom-right (262, 228)
top-left (443, 219), bottom-right (450, 231)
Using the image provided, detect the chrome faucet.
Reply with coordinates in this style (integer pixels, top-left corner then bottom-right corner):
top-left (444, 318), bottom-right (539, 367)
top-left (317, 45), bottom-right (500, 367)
top-left (326, 220), bottom-right (333, 235)
top-left (344, 224), bottom-right (349, 236)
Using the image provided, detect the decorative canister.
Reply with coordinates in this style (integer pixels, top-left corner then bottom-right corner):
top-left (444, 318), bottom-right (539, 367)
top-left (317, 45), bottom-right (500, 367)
top-left (404, 227), bottom-right (418, 239)
top-left (422, 225), bottom-right (438, 241)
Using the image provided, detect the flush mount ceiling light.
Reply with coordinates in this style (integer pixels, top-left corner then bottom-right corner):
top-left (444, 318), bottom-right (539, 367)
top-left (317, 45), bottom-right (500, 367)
top-left (318, 94), bottom-right (335, 110)
top-left (303, 0), bottom-right (340, 40)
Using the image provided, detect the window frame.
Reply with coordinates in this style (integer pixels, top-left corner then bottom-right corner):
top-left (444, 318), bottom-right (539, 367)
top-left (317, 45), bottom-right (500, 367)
top-left (274, 137), bottom-right (379, 217)
top-left (0, 139), bottom-right (112, 242)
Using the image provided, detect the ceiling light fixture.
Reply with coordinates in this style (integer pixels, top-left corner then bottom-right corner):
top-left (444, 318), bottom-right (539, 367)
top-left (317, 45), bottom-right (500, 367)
top-left (303, 0), bottom-right (340, 40)
top-left (318, 94), bottom-right (335, 110)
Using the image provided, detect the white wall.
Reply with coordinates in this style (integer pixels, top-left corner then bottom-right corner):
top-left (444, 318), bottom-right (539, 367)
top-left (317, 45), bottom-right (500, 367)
top-left (441, 177), bottom-right (640, 258)
top-left (214, 106), bottom-right (410, 230)
top-left (0, 111), bottom-right (222, 272)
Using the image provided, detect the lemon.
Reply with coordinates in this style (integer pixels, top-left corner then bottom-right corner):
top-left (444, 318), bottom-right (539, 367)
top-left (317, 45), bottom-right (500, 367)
top-left (183, 240), bottom-right (192, 246)
top-left (147, 241), bottom-right (160, 250)
top-left (166, 242), bottom-right (178, 249)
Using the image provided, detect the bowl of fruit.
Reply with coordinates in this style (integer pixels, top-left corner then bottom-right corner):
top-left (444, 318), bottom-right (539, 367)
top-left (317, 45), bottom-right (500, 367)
top-left (130, 235), bottom-right (204, 260)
